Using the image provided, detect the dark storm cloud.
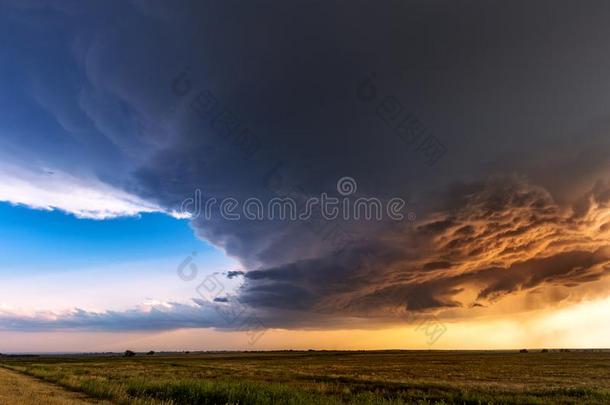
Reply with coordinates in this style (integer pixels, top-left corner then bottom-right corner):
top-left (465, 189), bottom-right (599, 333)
top-left (226, 271), bottom-right (245, 279)
top-left (237, 178), bottom-right (610, 323)
top-left (126, 0), bottom-right (610, 267)
top-left (3, 0), bottom-right (610, 330)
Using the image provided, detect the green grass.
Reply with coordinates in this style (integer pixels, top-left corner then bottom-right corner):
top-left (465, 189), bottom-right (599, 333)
top-left (2, 350), bottom-right (610, 404)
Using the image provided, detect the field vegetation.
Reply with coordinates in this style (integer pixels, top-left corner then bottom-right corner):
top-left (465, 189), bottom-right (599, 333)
top-left (2, 350), bottom-right (610, 404)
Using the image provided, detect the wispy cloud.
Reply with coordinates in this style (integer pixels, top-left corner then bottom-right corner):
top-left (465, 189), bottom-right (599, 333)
top-left (0, 162), bottom-right (178, 219)
top-left (0, 300), bottom-right (221, 332)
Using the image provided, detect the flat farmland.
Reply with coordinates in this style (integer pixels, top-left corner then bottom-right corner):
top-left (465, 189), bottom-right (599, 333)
top-left (2, 350), bottom-right (610, 404)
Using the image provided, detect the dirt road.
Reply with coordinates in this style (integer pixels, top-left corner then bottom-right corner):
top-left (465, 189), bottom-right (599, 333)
top-left (0, 367), bottom-right (97, 405)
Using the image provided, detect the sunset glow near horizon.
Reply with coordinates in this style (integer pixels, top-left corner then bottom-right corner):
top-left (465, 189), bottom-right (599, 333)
top-left (1, 1), bottom-right (610, 353)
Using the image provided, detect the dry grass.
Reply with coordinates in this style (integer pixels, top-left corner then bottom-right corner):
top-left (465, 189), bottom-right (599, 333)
top-left (0, 367), bottom-right (102, 405)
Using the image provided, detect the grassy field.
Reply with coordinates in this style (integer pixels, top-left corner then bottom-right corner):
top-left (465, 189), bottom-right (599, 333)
top-left (1, 350), bottom-right (610, 404)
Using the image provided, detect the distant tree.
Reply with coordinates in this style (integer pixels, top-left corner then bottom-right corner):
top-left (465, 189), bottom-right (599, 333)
top-left (541, 349), bottom-right (549, 353)
top-left (146, 351), bottom-right (155, 355)
top-left (519, 349), bottom-right (528, 353)
top-left (124, 350), bottom-right (136, 357)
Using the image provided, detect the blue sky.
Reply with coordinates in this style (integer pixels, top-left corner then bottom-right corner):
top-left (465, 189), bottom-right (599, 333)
top-left (0, 201), bottom-right (237, 313)
top-left (0, 202), bottom-right (204, 272)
